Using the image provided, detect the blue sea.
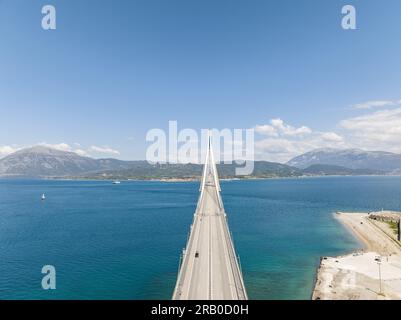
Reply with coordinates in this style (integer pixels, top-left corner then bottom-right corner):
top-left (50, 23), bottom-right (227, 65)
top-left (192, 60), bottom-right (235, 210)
top-left (1, 176), bottom-right (401, 300)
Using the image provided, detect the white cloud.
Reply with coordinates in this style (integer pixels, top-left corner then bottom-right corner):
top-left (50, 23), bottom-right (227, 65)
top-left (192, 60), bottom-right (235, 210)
top-left (89, 145), bottom-right (120, 156)
top-left (38, 142), bottom-right (72, 152)
top-left (37, 142), bottom-right (92, 156)
top-left (254, 119), bottom-right (346, 162)
top-left (254, 124), bottom-right (278, 136)
top-left (74, 149), bottom-right (89, 156)
top-left (351, 99), bottom-right (401, 110)
top-left (0, 142), bottom-right (121, 160)
top-left (36, 143), bottom-right (120, 157)
top-left (321, 132), bottom-right (343, 142)
top-left (255, 106), bottom-right (401, 163)
top-left (0, 145), bottom-right (20, 158)
top-left (255, 118), bottom-right (312, 137)
top-left (340, 107), bottom-right (401, 153)
top-left (254, 99), bottom-right (401, 162)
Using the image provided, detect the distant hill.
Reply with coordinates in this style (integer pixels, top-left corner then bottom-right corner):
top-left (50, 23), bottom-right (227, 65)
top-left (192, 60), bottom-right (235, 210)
top-left (302, 164), bottom-right (384, 176)
top-left (85, 161), bottom-right (303, 180)
top-left (0, 146), bottom-right (302, 179)
top-left (287, 148), bottom-right (401, 172)
top-left (2, 146), bottom-right (400, 179)
top-left (0, 146), bottom-right (133, 177)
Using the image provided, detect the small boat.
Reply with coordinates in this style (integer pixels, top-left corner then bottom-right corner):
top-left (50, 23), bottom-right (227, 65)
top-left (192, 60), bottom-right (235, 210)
top-left (112, 181), bottom-right (121, 184)
top-left (41, 193), bottom-right (46, 201)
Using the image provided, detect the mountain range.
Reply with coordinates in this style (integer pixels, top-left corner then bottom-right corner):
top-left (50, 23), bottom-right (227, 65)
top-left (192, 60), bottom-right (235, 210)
top-left (0, 146), bottom-right (400, 179)
top-left (0, 146), bottom-right (135, 177)
top-left (0, 146), bottom-right (301, 179)
top-left (287, 148), bottom-right (401, 173)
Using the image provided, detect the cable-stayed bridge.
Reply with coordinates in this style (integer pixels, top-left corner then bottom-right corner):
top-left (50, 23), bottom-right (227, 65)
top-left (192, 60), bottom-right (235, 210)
top-left (172, 133), bottom-right (248, 300)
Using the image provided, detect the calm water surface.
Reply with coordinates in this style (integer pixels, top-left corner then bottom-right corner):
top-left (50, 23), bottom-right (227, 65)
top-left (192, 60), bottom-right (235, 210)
top-left (1, 176), bottom-right (401, 299)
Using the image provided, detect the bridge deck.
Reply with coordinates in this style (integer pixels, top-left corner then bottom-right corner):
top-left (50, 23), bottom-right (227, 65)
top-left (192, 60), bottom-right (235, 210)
top-left (172, 137), bottom-right (247, 300)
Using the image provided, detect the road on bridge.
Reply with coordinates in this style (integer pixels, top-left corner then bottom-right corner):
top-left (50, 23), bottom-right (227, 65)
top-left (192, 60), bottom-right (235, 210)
top-left (172, 134), bottom-right (247, 300)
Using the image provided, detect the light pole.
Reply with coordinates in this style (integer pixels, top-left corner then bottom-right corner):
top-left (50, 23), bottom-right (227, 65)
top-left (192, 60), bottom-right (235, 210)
top-left (377, 260), bottom-right (384, 296)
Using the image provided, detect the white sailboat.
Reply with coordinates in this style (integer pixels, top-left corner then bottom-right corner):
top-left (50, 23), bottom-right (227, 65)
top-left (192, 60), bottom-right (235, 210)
top-left (41, 193), bottom-right (46, 201)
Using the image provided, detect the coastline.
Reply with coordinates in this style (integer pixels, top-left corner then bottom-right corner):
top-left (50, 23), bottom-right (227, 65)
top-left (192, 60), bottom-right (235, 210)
top-left (312, 212), bottom-right (401, 300)
top-left (41, 174), bottom-right (401, 182)
top-left (3, 173), bottom-right (400, 183)
top-left (335, 212), bottom-right (368, 251)
top-left (1, 175), bottom-right (301, 182)
top-left (335, 212), bottom-right (401, 255)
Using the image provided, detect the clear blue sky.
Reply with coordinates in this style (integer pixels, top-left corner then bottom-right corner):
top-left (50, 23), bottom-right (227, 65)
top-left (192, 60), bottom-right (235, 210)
top-left (1, 0), bottom-right (401, 161)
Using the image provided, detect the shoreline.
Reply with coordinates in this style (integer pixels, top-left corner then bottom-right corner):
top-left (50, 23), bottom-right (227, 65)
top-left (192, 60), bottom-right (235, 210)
top-left (3, 174), bottom-right (401, 183)
top-left (334, 212), bottom-right (367, 252)
top-left (312, 212), bottom-right (401, 300)
top-left (336, 212), bottom-right (400, 255)
top-left (0, 175), bottom-right (303, 183)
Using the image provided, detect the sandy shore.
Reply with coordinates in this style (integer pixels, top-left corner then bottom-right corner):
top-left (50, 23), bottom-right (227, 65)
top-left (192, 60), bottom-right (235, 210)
top-left (312, 212), bottom-right (401, 300)
top-left (336, 212), bottom-right (400, 255)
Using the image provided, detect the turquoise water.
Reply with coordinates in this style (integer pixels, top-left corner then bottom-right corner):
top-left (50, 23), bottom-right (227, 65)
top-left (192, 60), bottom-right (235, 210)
top-left (1, 176), bottom-right (401, 300)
